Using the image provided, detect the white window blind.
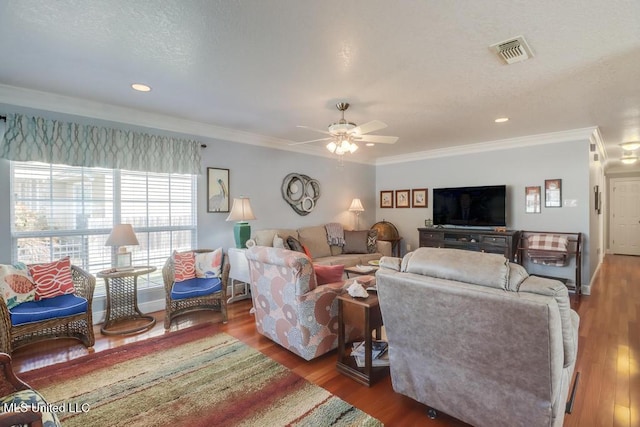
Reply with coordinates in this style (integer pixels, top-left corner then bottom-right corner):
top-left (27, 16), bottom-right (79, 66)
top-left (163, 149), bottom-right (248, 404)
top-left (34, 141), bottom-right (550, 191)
top-left (11, 162), bottom-right (197, 292)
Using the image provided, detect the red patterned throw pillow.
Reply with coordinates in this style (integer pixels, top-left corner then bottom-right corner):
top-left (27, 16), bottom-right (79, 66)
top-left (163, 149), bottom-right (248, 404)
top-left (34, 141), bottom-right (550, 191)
top-left (29, 257), bottom-right (75, 301)
top-left (173, 251), bottom-right (196, 282)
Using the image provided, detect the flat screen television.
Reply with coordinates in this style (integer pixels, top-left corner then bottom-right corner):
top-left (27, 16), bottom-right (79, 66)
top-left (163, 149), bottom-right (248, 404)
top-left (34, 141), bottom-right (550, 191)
top-left (433, 185), bottom-right (506, 227)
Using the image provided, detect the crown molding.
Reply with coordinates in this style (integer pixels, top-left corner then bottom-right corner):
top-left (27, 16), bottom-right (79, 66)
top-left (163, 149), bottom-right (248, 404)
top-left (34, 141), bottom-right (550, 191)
top-left (375, 127), bottom-right (600, 166)
top-left (0, 84), bottom-right (598, 168)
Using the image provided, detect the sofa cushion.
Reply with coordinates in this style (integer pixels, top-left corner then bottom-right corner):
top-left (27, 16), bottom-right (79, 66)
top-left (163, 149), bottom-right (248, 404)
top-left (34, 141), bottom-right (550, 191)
top-left (343, 230), bottom-right (369, 254)
top-left (28, 257), bottom-right (75, 300)
top-left (298, 226), bottom-right (332, 258)
top-left (0, 262), bottom-right (36, 309)
top-left (254, 229), bottom-right (298, 247)
top-left (9, 294), bottom-right (88, 326)
top-left (402, 247), bottom-right (509, 290)
top-left (171, 277), bottom-right (223, 300)
top-left (314, 264), bottom-right (344, 285)
top-left (173, 251), bottom-right (196, 282)
top-left (194, 248), bottom-right (223, 278)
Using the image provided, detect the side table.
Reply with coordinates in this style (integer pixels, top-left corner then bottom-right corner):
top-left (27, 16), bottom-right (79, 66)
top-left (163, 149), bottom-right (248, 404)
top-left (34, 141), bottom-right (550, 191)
top-left (97, 266), bottom-right (157, 335)
top-left (337, 289), bottom-right (389, 386)
top-left (227, 247), bottom-right (252, 303)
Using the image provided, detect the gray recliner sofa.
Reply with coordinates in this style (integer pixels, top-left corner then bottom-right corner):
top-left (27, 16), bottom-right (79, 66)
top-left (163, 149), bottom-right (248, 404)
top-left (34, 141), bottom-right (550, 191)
top-left (376, 247), bottom-right (579, 427)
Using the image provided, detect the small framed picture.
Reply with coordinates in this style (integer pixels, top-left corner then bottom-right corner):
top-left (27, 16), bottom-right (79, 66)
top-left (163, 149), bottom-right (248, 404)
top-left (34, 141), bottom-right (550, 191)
top-left (525, 186), bottom-right (541, 213)
top-left (380, 190), bottom-right (394, 208)
top-left (545, 179), bottom-right (562, 208)
top-left (396, 189), bottom-right (410, 208)
top-left (207, 167), bottom-right (230, 213)
top-left (412, 188), bottom-right (428, 208)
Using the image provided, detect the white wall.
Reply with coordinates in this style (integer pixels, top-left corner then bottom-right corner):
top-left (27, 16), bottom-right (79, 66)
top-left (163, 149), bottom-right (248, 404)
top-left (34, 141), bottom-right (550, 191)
top-left (375, 138), bottom-right (596, 292)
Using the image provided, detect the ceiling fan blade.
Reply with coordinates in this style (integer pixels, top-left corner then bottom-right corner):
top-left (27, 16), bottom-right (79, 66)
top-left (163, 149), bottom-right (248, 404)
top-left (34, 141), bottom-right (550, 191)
top-left (357, 134), bottom-right (399, 144)
top-left (288, 137), bottom-right (332, 146)
top-left (352, 120), bottom-right (387, 135)
top-left (296, 125), bottom-right (332, 135)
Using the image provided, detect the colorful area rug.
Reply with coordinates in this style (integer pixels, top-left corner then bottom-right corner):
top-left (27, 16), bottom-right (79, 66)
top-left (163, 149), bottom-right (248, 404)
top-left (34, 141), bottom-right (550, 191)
top-left (21, 324), bottom-right (382, 427)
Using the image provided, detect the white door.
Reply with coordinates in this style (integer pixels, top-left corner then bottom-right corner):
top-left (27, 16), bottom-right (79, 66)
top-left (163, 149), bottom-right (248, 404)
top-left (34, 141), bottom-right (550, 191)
top-left (610, 177), bottom-right (640, 255)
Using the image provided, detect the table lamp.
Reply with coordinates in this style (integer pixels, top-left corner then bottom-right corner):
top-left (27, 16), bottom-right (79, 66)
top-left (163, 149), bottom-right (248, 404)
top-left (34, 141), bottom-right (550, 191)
top-left (105, 224), bottom-right (139, 271)
top-left (348, 198), bottom-right (365, 229)
top-left (226, 197), bottom-right (256, 248)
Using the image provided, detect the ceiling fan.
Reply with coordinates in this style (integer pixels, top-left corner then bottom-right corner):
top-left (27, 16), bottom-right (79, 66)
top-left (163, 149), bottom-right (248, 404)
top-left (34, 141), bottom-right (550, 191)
top-left (290, 102), bottom-right (398, 155)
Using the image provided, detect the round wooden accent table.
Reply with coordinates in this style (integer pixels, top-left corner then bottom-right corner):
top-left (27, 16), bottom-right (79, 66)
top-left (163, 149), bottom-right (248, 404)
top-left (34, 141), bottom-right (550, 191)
top-left (97, 266), bottom-right (157, 335)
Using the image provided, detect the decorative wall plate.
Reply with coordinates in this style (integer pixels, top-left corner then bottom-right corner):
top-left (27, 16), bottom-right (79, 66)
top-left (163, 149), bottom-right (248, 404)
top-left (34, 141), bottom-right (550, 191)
top-left (281, 173), bottom-right (320, 216)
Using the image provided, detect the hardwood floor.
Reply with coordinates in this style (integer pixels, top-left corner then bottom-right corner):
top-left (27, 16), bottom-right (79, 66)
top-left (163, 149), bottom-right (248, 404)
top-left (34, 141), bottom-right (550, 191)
top-left (8, 254), bottom-right (640, 426)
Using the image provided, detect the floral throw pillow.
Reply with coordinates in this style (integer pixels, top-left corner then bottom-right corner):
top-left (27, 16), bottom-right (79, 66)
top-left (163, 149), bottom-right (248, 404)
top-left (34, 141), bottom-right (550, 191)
top-left (28, 257), bottom-right (75, 301)
top-left (195, 248), bottom-right (223, 278)
top-left (173, 251), bottom-right (196, 282)
top-left (0, 262), bottom-right (36, 309)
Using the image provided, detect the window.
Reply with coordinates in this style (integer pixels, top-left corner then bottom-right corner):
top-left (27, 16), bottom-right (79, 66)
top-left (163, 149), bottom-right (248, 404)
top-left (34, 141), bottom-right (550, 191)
top-left (11, 162), bottom-right (197, 292)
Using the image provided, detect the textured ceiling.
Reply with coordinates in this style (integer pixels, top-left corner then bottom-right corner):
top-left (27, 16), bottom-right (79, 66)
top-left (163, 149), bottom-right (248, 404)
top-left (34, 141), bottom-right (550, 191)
top-left (0, 0), bottom-right (639, 170)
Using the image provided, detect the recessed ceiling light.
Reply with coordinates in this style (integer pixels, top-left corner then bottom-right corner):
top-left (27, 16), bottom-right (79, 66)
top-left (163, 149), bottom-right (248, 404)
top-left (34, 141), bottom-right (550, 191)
top-left (131, 83), bottom-right (151, 92)
top-left (366, 143), bottom-right (375, 147)
top-left (619, 141), bottom-right (640, 151)
top-left (494, 117), bottom-right (509, 123)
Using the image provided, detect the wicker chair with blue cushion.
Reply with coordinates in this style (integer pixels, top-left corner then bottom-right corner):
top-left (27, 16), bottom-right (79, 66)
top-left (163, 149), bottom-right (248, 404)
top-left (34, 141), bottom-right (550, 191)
top-left (0, 262), bottom-right (95, 355)
top-left (0, 352), bottom-right (61, 426)
top-left (163, 249), bottom-right (229, 329)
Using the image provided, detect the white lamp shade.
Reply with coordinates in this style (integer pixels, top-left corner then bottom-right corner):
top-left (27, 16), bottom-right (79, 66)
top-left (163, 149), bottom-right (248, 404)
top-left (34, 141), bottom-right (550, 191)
top-left (349, 198), bottom-right (365, 212)
top-left (226, 198), bottom-right (257, 221)
top-left (105, 224), bottom-right (140, 247)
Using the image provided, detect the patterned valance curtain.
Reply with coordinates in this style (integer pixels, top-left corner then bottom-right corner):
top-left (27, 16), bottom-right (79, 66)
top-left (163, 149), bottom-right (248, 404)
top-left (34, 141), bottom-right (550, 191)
top-left (0, 114), bottom-right (201, 174)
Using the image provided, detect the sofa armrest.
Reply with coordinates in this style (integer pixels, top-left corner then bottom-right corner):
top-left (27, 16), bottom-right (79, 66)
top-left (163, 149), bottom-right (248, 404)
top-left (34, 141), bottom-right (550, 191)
top-left (376, 240), bottom-right (392, 257)
top-left (379, 256), bottom-right (402, 271)
top-left (519, 275), bottom-right (578, 367)
top-left (71, 265), bottom-right (95, 305)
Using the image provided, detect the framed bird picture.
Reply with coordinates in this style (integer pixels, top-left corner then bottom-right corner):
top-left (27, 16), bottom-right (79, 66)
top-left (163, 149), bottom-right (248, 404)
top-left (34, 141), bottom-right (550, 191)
top-left (207, 167), bottom-right (230, 212)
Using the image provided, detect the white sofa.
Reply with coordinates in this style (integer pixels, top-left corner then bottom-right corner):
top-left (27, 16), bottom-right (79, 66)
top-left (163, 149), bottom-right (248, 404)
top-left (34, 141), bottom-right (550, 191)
top-left (252, 225), bottom-right (391, 267)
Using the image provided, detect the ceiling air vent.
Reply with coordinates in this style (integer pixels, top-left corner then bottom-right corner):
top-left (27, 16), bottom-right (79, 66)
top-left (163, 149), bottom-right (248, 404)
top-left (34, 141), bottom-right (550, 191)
top-left (490, 36), bottom-right (534, 64)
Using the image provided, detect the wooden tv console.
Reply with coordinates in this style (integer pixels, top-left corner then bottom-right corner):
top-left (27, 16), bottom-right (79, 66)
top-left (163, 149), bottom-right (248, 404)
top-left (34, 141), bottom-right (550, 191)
top-left (418, 228), bottom-right (520, 261)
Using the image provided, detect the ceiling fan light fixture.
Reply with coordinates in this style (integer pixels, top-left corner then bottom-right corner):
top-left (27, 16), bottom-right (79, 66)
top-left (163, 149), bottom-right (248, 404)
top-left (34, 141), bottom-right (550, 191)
top-left (620, 141), bottom-right (640, 151)
top-left (621, 155), bottom-right (638, 165)
top-left (326, 141), bottom-right (337, 153)
top-left (349, 143), bottom-right (358, 153)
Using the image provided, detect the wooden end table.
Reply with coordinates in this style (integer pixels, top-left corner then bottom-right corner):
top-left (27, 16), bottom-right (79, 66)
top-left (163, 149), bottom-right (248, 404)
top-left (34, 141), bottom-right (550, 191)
top-left (337, 289), bottom-right (389, 386)
top-left (97, 266), bottom-right (157, 335)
